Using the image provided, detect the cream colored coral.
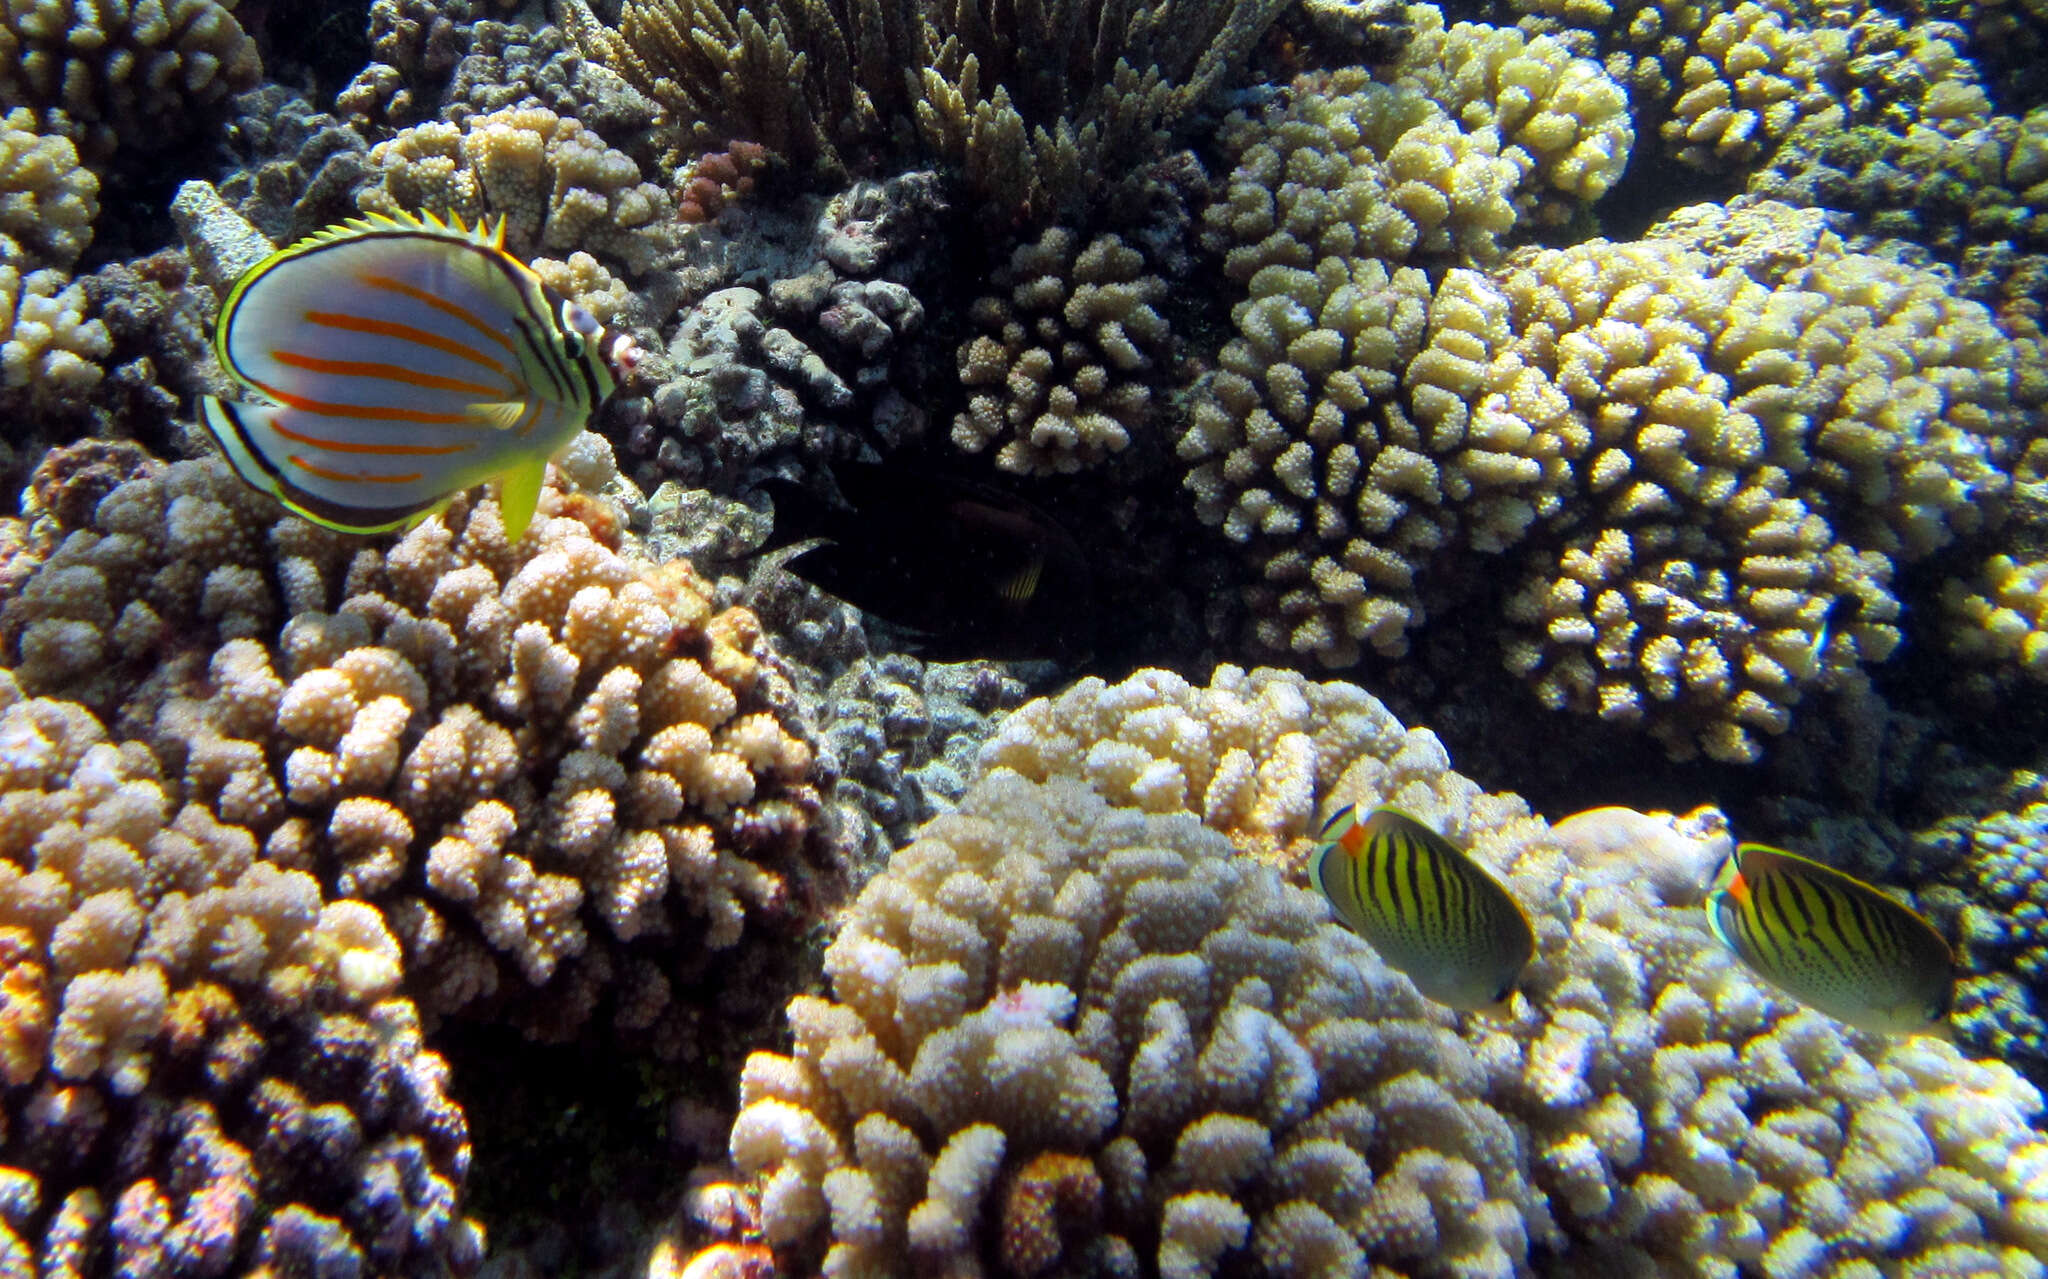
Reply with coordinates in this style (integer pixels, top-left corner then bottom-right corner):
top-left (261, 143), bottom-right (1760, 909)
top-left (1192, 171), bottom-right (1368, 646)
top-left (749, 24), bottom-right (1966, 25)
top-left (530, 251), bottom-right (632, 325)
top-left (1943, 553), bottom-right (2048, 679)
top-left (3, 456), bottom-right (822, 1040)
top-left (1472, 202), bottom-right (2010, 759)
top-left (1205, 69), bottom-right (1528, 278)
top-left (1661, 1), bottom-right (1848, 168)
top-left (1184, 52), bottom-right (1630, 665)
top-left (981, 665), bottom-right (1409, 840)
top-left (0, 0), bottom-right (262, 160)
top-left (953, 227), bottom-right (1171, 474)
top-left (705, 665), bottom-right (2048, 1274)
top-left (357, 104), bottom-right (676, 274)
top-left (0, 265), bottom-right (108, 410)
top-left (730, 767), bottom-right (1544, 1273)
top-left (0, 109), bottom-right (95, 270)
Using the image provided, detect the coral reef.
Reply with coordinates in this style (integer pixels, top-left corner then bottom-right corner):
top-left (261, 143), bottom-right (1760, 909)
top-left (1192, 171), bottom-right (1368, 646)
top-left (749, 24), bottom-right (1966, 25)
top-left (0, 0), bottom-right (263, 164)
top-left (558, 0), bottom-right (1293, 218)
top-left (0, 677), bottom-right (480, 1276)
top-left (0, 264), bottom-right (110, 419)
top-left (1383, 5), bottom-right (1634, 221)
top-left (1927, 780), bottom-right (2048, 1088)
top-left (335, 0), bottom-right (477, 131)
top-left (706, 666), bottom-right (2048, 1274)
top-left (953, 226), bottom-right (1172, 475)
top-left (0, 108), bottom-right (96, 271)
top-left (0, 0), bottom-right (2043, 1268)
top-left (620, 170), bottom-right (952, 493)
top-left (210, 87), bottom-right (370, 249)
top-left (1943, 552), bottom-right (2048, 682)
top-left (1184, 183), bottom-right (2018, 760)
top-left (2, 449), bottom-right (835, 1044)
top-left (355, 103), bottom-right (676, 275)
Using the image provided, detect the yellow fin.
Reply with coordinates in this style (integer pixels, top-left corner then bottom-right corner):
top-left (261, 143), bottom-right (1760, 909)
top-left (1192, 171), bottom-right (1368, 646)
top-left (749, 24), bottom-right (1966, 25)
top-left (282, 209), bottom-right (508, 256)
top-left (465, 400), bottom-right (529, 430)
top-left (997, 554), bottom-right (1044, 603)
top-left (499, 461), bottom-right (546, 543)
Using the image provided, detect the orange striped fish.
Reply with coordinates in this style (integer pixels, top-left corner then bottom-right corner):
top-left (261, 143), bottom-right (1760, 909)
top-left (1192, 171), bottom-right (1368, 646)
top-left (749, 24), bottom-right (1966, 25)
top-left (1706, 843), bottom-right (1954, 1035)
top-left (199, 211), bottom-right (641, 540)
top-left (1311, 805), bottom-right (1534, 1013)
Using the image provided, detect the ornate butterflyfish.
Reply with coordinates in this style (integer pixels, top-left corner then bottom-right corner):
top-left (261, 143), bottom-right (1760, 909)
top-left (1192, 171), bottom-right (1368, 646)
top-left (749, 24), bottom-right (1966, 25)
top-left (198, 210), bottom-right (640, 541)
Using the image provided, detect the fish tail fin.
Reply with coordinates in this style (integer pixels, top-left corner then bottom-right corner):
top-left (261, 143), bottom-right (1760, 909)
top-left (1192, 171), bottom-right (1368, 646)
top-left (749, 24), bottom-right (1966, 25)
top-left (498, 461), bottom-right (546, 543)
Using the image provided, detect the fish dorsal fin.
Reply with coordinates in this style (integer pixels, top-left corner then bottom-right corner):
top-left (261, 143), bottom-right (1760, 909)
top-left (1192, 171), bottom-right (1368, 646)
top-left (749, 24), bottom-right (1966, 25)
top-left (465, 400), bottom-right (530, 431)
top-left (279, 209), bottom-right (510, 257)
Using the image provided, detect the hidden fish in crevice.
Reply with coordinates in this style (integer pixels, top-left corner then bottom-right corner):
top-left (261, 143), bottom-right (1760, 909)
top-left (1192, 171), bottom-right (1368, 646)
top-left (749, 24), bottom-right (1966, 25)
top-left (756, 462), bottom-right (1098, 663)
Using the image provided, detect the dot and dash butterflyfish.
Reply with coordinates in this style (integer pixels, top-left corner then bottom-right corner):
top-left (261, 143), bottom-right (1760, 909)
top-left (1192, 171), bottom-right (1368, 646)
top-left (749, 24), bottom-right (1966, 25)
top-left (1310, 805), bottom-right (1535, 1013)
top-left (198, 210), bottom-right (640, 541)
top-left (1705, 842), bottom-right (1954, 1036)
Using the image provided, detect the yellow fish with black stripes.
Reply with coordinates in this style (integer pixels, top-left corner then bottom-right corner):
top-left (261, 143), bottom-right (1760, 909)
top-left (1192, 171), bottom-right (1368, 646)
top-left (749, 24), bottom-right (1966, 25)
top-left (1705, 843), bottom-right (1955, 1036)
top-left (1311, 805), bottom-right (1535, 1013)
top-left (198, 210), bottom-right (642, 541)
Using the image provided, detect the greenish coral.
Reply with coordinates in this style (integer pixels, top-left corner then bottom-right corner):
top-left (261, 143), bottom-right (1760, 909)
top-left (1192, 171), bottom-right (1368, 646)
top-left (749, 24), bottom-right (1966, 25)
top-left (0, 0), bottom-right (262, 163)
top-left (557, 0), bottom-right (1293, 219)
top-left (1184, 182), bottom-right (2019, 760)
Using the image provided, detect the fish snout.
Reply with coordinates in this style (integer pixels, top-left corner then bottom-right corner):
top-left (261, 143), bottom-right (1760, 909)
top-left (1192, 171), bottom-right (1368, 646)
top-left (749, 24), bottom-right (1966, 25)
top-left (605, 331), bottom-right (644, 381)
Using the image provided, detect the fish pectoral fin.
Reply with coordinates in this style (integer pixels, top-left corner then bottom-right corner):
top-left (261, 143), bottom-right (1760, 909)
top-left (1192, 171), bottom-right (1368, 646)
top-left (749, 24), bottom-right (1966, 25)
top-left (1473, 993), bottom-right (1518, 1019)
top-left (465, 399), bottom-right (529, 430)
top-left (497, 461), bottom-right (547, 543)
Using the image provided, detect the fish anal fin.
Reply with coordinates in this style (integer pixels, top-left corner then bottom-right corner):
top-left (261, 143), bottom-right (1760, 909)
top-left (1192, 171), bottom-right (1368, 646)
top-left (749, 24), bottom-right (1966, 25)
top-left (498, 461), bottom-right (546, 543)
top-left (401, 497), bottom-right (455, 532)
top-left (465, 400), bottom-right (528, 430)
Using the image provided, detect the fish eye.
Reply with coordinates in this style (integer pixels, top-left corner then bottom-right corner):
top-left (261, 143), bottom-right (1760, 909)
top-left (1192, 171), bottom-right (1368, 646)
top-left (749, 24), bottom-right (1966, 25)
top-left (563, 301), bottom-right (601, 337)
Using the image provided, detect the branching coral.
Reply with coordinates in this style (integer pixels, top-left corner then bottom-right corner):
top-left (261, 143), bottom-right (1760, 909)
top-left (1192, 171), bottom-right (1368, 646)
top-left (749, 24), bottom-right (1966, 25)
top-left (1490, 205), bottom-right (2013, 759)
top-left (953, 226), bottom-right (1172, 474)
top-left (1, 450), bottom-right (833, 1043)
top-left (558, 0), bottom-right (1293, 218)
top-left (0, 263), bottom-right (110, 418)
top-left (625, 170), bottom-right (949, 492)
top-left (0, 0), bottom-right (262, 164)
top-left (1935, 791), bottom-right (2048, 1086)
top-left (1943, 552), bottom-right (2048, 681)
top-left (1184, 183), bottom-right (2018, 760)
top-left (355, 103), bottom-right (676, 274)
top-left (1383, 5), bottom-right (1634, 222)
top-left (0, 675), bottom-right (480, 1276)
top-left (699, 665), bottom-right (2048, 1274)
top-left (0, 108), bottom-right (96, 272)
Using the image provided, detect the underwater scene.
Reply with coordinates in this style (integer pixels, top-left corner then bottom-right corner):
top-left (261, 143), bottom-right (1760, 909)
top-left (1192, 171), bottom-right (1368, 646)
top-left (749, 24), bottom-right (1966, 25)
top-left (4, 0), bottom-right (2048, 1274)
